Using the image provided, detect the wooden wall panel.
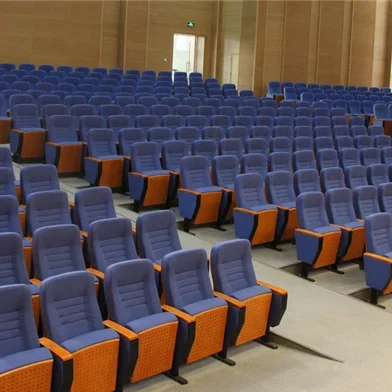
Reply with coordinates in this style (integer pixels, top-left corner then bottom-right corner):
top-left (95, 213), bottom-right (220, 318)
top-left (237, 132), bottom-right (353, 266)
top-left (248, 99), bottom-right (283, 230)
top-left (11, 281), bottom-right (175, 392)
top-left (348, 0), bottom-right (377, 86)
top-left (253, 0), bottom-right (267, 96)
top-left (238, 0), bottom-right (257, 90)
top-left (317, 1), bottom-right (345, 84)
top-left (307, 0), bottom-right (320, 83)
top-left (218, 0), bottom-right (242, 84)
top-left (281, 0), bottom-right (312, 83)
top-left (339, 0), bottom-right (353, 85)
top-left (101, 0), bottom-right (120, 69)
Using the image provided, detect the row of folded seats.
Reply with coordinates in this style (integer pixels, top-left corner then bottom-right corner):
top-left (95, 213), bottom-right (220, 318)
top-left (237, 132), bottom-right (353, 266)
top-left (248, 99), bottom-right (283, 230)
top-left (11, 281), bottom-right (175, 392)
top-left (0, 211), bottom-right (287, 390)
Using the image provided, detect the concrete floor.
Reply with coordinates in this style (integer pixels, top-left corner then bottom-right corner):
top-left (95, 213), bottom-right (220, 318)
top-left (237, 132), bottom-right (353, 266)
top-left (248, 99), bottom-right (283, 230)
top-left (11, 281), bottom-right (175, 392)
top-left (12, 163), bottom-right (392, 392)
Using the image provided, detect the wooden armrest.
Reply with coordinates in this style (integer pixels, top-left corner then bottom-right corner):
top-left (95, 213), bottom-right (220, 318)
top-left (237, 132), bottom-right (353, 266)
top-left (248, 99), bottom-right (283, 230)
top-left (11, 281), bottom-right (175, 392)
top-left (295, 228), bottom-right (323, 238)
top-left (221, 187), bottom-right (234, 193)
top-left (213, 291), bottom-right (245, 308)
top-left (80, 231), bottom-right (88, 238)
top-left (363, 253), bottom-right (392, 264)
top-left (330, 224), bottom-right (351, 231)
top-left (103, 320), bottom-right (138, 341)
top-left (177, 188), bottom-right (201, 196)
top-left (257, 281), bottom-right (288, 296)
top-left (69, 201), bottom-right (75, 208)
top-left (276, 205), bottom-right (290, 211)
top-left (87, 268), bottom-right (105, 280)
top-left (40, 338), bottom-right (73, 361)
top-left (30, 278), bottom-right (41, 285)
top-left (123, 156), bottom-right (131, 161)
top-left (168, 170), bottom-right (179, 175)
top-left (234, 207), bottom-right (257, 215)
top-left (161, 305), bottom-right (196, 323)
top-left (153, 263), bottom-right (161, 272)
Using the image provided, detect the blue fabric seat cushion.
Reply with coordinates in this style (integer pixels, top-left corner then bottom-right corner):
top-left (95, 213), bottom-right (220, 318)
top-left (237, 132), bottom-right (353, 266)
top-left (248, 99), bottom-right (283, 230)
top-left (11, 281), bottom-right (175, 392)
top-left (341, 221), bottom-right (363, 229)
top-left (126, 312), bottom-right (177, 334)
top-left (0, 347), bottom-right (52, 374)
top-left (249, 204), bottom-right (277, 213)
top-left (27, 284), bottom-right (40, 296)
top-left (194, 186), bottom-right (222, 194)
top-left (222, 184), bottom-right (234, 190)
top-left (143, 170), bottom-right (169, 176)
top-left (19, 128), bottom-right (46, 132)
top-left (96, 155), bottom-right (122, 160)
top-left (181, 297), bottom-right (226, 316)
top-left (61, 328), bottom-right (119, 353)
top-left (231, 285), bottom-right (271, 301)
top-left (314, 226), bottom-right (341, 234)
top-left (383, 252), bottom-right (392, 259)
top-left (278, 201), bottom-right (296, 209)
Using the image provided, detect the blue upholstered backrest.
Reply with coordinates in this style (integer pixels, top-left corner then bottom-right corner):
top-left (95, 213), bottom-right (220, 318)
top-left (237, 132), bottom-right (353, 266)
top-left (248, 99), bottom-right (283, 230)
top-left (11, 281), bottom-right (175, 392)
top-left (74, 186), bottom-right (116, 231)
top-left (0, 147), bottom-right (14, 175)
top-left (162, 249), bottom-right (213, 308)
top-left (40, 271), bottom-right (104, 344)
top-left (118, 128), bottom-right (145, 156)
top-left (80, 115), bottom-right (106, 141)
top-left (12, 104), bottom-right (41, 129)
top-left (326, 188), bottom-right (356, 225)
top-left (265, 170), bottom-right (296, 205)
top-left (268, 152), bottom-right (293, 172)
top-left (33, 224), bottom-right (86, 280)
top-left (296, 191), bottom-right (329, 230)
top-left (48, 115), bottom-right (78, 143)
top-left (293, 150), bottom-right (317, 171)
top-left (87, 128), bottom-right (117, 157)
top-left (105, 260), bottom-right (162, 325)
top-left (365, 213), bottom-right (392, 255)
top-left (294, 169), bottom-right (321, 195)
top-left (353, 185), bottom-right (380, 219)
top-left (212, 155), bottom-right (238, 188)
top-left (317, 149), bottom-right (339, 171)
top-left (180, 155), bottom-right (212, 189)
top-left (0, 195), bottom-right (23, 235)
top-left (20, 164), bottom-right (60, 203)
top-left (161, 140), bottom-right (188, 171)
top-left (378, 183), bottom-right (392, 214)
top-left (270, 137), bottom-right (292, 153)
top-left (219, 139), bottom-right (243, 162)
top-left (136, 210), bottom-right (181, 262)
top-left (0, 285), bottom-right (40, 358)
top-left (235, 173), bottom-right (267, 209)
top-left (130, 142), bottom-right (162, 173)
top-left (367, 164), bottom-right (389, 187)
top-left (0, 233), bottom-right (29, 287)
top-left (88, 218), bottom-right (137, 272)
top-left (27, 190), bottom-right (71, 235)
top-left (0, 168), bottom-right (17, 197)
top-left (211, 239), bottom-right (257, 294)
top-left (245, 138), bottom-right (268, 155)
top-left (147, 127), bottom-right (173, 149)
top-left (176, 127), bottom-right (201, 147)
top-left (320, 167), bottom-right (346, 192)
top-left (241, 154), bottom-right (267, 181)
top-left (339, 148), bottom-right (361, 169)
top-left (345, 165), bottom-right (368, 190)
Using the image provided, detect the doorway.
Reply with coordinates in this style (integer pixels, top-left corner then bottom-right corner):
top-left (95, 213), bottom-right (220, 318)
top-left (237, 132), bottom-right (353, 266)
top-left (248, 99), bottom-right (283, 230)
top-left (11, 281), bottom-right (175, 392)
top-left (172, 33), bottom-right (205, 76)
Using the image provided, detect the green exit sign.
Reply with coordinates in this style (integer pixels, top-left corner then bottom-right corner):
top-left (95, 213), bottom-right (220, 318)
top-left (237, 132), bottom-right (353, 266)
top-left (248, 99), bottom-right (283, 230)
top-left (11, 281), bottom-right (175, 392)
top-left (187, 22), bottom-right (195, 28)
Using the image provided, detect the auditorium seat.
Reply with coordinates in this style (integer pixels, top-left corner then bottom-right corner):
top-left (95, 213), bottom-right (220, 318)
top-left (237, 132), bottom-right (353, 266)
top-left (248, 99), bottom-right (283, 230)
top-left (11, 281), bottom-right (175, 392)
top-left (270, 136), bottom-right (292, 153)
top-left (293, 136), bottom-right (312, 152)
top-left (345, 165), bottom-right (368, 190)
top-left (129, 142), bottom-right (170, 211)
top-left (294, 169), bottom-right (321, 195)
top-left (353, 185), bottom-right (380, 219)
top-left (39, 271), bottom-right (120, 392)
top-left (191, 139), bottom-right (217, 166)
top-left (265, 171), bottom-right (298, 241)
top-left (326, 187), bottom-right (365, 264)
top-left (268, 152), bottom-right (293, 172)
top-left (46, 115), bottom-right (83, 174)
top-left (381, 146), bottom-right (392, 165)
top-left (335, 136), bottom-right (354, 151)
top-left (339, 148), bottom-right (361, 169)
top-left (250, 125), bottom-right (272, 141)
top-left (317, 149), bottom-right (339, 171)
top-left (0, 285), bottom-right (52, 390)
top-left (178, 155), bottom-right (222, 231)
top-left (211, 239), bottom-right (287, 351)
top-left (241, 153), bottom-right (267, 180)
top-left (234, 173), bottom-right (278, 246)
top-left (320, 167), bottom-right (346, 192)
top-left (244, 137), bottom-right (268, 155)
top-left (219, 138), bottom-right (243, 162)
top-left (363, 213), bottom-right (392, 306)
top-left (366, 164), bottom-right (389, 186)
top-left (295, 191), bottom-right (341, 280)
top-left (374, 135), bottom-right (391, 149)
top-left (314, 136), bottom-right (334, 151)
top-left (361, 147), bottom-right (381, 167)
top-left (293, 150), bottom-right (317, 171)
top-left (161, 248), bottom-right (232, 372)
top-left (10, 104), bottom-right (46, 162)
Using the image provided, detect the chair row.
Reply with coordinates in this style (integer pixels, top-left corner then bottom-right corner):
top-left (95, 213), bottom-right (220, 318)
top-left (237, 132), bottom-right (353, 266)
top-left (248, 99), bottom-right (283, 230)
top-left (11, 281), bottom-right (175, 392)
top-left (0, 232), bottom-right (287, 389)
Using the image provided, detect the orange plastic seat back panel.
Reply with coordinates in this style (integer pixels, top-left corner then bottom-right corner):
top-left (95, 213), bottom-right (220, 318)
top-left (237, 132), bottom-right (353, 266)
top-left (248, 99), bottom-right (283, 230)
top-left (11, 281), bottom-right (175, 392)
top-left (19, 211), bottom-right (26, 235)
top-left (281, 208), bottom-right (298, 241)
top-left (32, 294), bottom-right (40, 328)
top-left (131, 321), bottom-right (178, 383)
top-left (342, 227), bottom-right (365, 262)
top-left (0, 359), bottom-right (52, 392)
top-left (314, 231), bottom-right (341, 269)
top-left (99, 159), bottom-right (124, 188)
top-left (235, 292), bottom-right (272, 346)
top-left (19, 131), bottom-right (46, 159)
top-left (71, 339), bottom-right (119, 392)
top-left (0, 118), bottom-right (11, 144)
top-left (194, 192), bottom-right (222, 225)
top-left (57, 144), bottom-right (83, 174)
top-left (186, 305), bottom-right (227, 364)
top-left (23, 245), bottom-right (32, 277)
top-left (144, 175), bottom-right (170, 206)
top-left (251, 209), bottom-right (278, 245)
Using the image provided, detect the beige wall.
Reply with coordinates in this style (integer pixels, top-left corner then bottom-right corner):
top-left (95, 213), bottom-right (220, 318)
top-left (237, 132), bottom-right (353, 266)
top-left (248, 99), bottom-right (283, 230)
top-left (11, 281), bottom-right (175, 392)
top-left (0, 0), bottom-right (119, 69)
